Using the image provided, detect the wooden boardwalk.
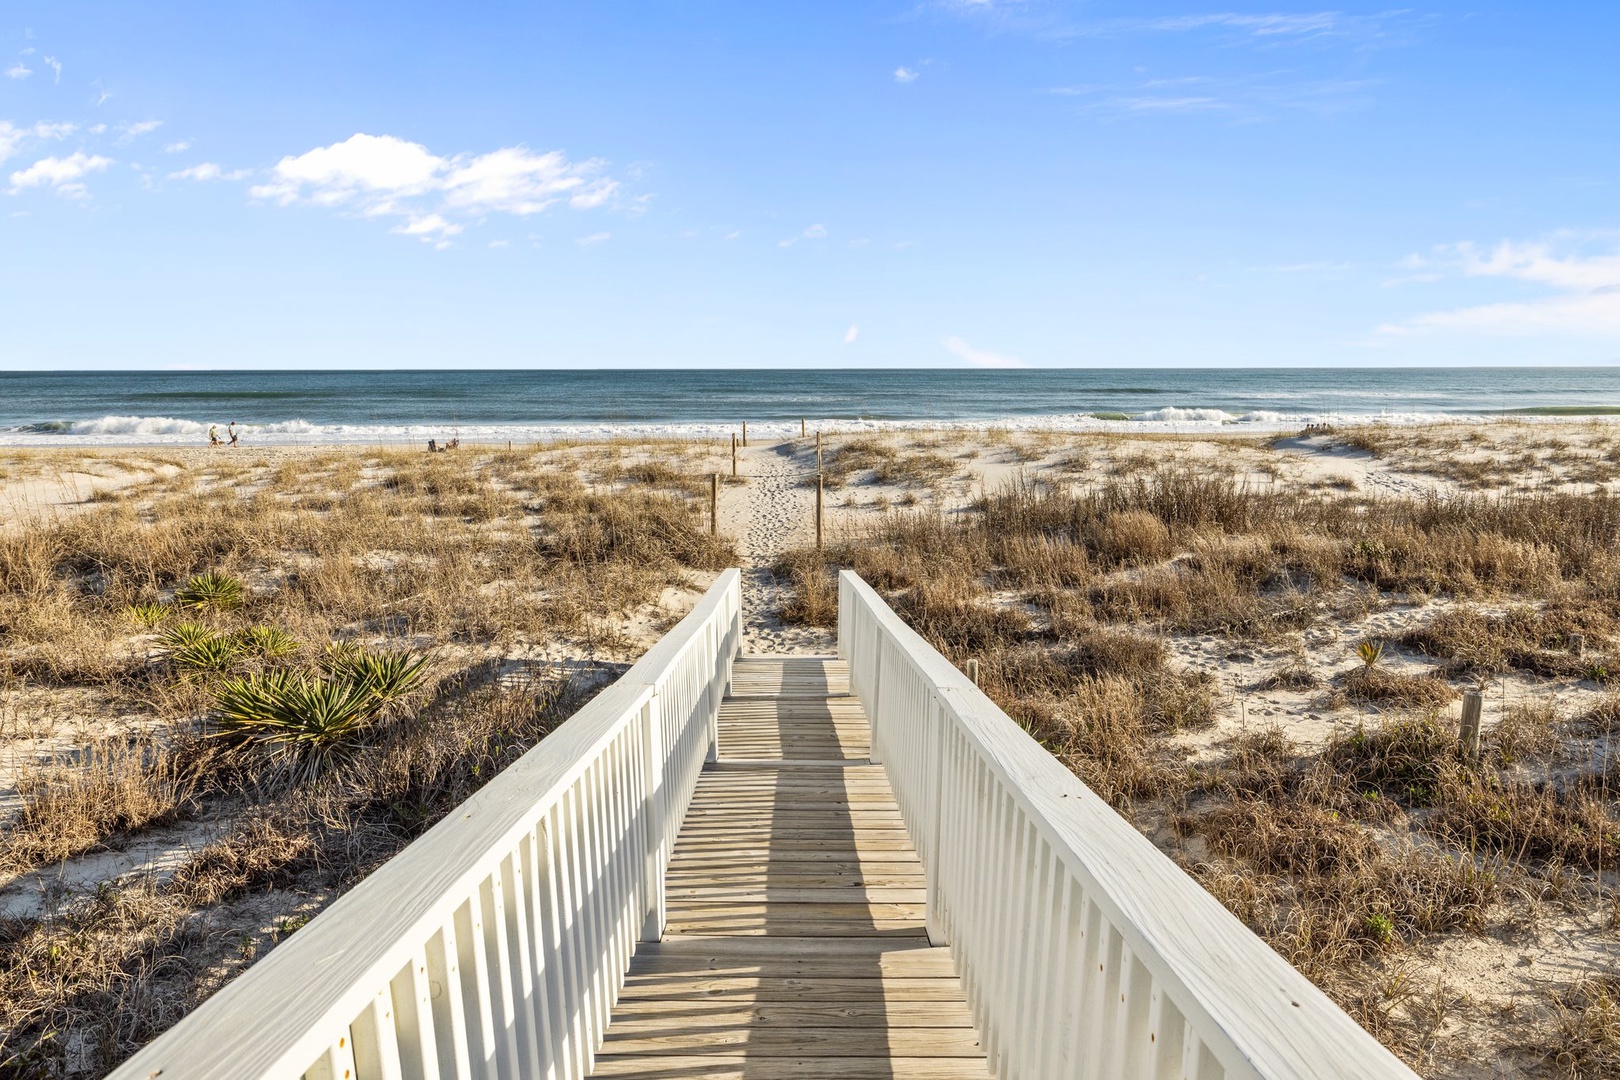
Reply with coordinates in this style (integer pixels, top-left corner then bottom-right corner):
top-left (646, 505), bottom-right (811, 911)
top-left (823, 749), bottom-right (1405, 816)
top-left (589, 656), bottom-right (990, 1079)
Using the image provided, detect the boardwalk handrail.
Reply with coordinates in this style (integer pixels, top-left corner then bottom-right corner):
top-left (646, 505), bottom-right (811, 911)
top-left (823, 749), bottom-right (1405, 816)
top-left (838, 570), bottom-right (1417, 1080)
top-left (112, 569), bottom-right (742, 1080)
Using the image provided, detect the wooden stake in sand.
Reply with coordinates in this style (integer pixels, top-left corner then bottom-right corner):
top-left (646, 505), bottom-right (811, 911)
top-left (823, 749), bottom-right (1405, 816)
top-left (815, 472), bottom-right (824, 552)
top-left (731, 434), bottom-right (738, 477)
top-left (816, 431), bottom-right (823, 471)
top-left (742, 422), bottom-right (748, 447)
top-left (1459, 691), bottom-right (1483, 761)
top-left (1571, 633), bottom-right (1586, 658)
top-left (710, 472), bottom-right (719, 536)
top-left (801, 417), bottom-right (807, 438)
top-left (966, 659), bottom-right (980, 686)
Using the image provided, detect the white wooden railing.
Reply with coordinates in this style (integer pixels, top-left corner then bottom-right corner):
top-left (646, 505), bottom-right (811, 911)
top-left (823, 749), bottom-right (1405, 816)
top-left (110, 570), bottom-right (742, 1080)
top-left (838, 570), bottom-right (1418, 1080)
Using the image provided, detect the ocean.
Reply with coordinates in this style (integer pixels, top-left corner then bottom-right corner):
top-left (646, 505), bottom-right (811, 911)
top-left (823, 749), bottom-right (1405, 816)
top-left (2, 368), bottom-right (1618, 446)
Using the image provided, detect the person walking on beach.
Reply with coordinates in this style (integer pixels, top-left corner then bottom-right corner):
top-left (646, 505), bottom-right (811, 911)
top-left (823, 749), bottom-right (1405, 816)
top-left (228, 422), bottom-right (239, 446)
top-left (208, 424), bottom-right (220, 447)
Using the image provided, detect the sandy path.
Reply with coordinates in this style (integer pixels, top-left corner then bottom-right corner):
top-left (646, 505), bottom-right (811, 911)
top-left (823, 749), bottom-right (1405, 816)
top-left (722, 441), bottom-right (836, 655)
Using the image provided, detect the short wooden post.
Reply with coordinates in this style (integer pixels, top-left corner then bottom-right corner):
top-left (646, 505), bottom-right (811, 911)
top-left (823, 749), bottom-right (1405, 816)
top-left (741, 422), bottom-right (748, 447)
top-left (1571, 633), bottom-right (1586, 658)
top-left (966, 659), bottom-right (980, 686)
top-left (815, 473), bottom-right (824, 551)
top-left (1459, 691), bottom-right (1482, 762)
top-left (801, 417), bottom-right (806, 438)
top-left (816, 431), bottom-right (823, 471)
top-left (731, 435), bottom-right (738, 477)
top-left (709, 473), bottom-right (719, 536)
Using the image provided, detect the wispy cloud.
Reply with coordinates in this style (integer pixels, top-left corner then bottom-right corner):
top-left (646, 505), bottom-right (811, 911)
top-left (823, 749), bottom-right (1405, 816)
top-left (939, 4), bottom-right (1425, 47)
top-left (844, 325), bottom-right (860, 344)
top-left (5, 62), bottom-right (31, 80)
top-left (249, 133), bottom-right (621, 244)
top-left (576, 231), bottom-right (611, 246)
top-left (164, 139), bottom-right (191, 153)
top-left (942, 335), bottom-right (1026, 368)
top-left (779, 223), bottom-right (828, 247)
top-left (7, 152), bottom-right (114, 198)
top-left (0, 121), bottom-right (76, 163)
top-left (894, 67), bottom-right (919, 84)
top-left (168, 162), bottom-right (249, 182)
top-left (1379, 235), bottom-right (1620, 337)
top-left (116, 119), bottom-right (163, 143)
top-left (1047, 72), bottom-right (1377, 119)
top-left (42, 55), bottom-right (60, 82)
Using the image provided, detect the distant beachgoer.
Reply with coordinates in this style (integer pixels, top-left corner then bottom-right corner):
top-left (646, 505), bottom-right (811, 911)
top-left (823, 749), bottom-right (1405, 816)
top-left (428, 439), bottom-right (438, 453)
top-left (228, 422), bottom-right (239, 446)
top-left (208, 424), bottom-right (220, 447)
top-left (447, 437), bottom-right (460, 450)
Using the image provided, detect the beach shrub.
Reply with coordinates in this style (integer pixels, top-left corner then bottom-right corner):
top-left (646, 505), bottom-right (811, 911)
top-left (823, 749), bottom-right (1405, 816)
top-left (175, 570), bottom-right (245, 611)
top-left (236, 625), bottom-right (300, 661)
top-left (124, 602), bottom-right (169, 627)
top-left (322, 641), bottom-right (428, 705)
top-left (212, 670), bottom-right (383, 775)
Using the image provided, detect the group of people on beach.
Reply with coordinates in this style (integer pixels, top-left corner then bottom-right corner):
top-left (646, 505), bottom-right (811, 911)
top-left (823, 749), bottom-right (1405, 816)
top-left (207, 422), bottom-right (240, 447)
top-left (427, 437), bottom-right (460, 452)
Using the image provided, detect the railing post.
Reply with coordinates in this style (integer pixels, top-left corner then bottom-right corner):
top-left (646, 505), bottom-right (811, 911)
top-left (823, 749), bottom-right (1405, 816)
top-left (638, 693), bottom-right (666, 942)
top-left (924, 690), bottom-right (950, 946)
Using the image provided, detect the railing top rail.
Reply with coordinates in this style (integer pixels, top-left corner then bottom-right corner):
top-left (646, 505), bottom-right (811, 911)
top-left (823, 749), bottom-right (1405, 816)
top-left (840, 570), bottom-right (1416, 1080)
top-left (112, 569), bottom-right (740, 1080)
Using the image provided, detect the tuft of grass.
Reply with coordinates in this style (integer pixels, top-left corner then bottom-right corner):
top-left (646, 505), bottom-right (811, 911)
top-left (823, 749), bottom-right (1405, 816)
top-left (175, 570), bottom-right (246, 612)
top-left (235, 625), bottom-right (300, 661)
top-left (124, 601), bottom-right (169, 628)
top-left (1342, 666), bottom-right (1457, 709)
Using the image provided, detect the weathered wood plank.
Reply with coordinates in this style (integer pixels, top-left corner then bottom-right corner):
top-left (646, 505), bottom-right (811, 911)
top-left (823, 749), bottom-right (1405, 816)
top-left (598, 1026), bottom-right (985, 1057)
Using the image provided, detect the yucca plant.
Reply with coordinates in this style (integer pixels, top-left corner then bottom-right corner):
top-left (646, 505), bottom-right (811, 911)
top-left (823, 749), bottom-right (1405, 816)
top-left (158, 621), bottom-right (218, 651)
top-left (236, 625), bottom-right (300, 661)
top-left (170, 633), bottom-right (244, 677)
top-left (125, 602), bottom-right (169, 628)
top-left (323, 643), bottom-right (428, 705)
top-left (176, 571), bottom-right (245, 612)
top-left (1356, 639), bottom-right (1386, 670)
top-left (212, 671), bottom-right (381, 776)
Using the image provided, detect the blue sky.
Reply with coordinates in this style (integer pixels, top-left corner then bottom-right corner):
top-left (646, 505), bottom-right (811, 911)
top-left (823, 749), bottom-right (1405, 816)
top-left (2, 2), bottom-right (1618, 369)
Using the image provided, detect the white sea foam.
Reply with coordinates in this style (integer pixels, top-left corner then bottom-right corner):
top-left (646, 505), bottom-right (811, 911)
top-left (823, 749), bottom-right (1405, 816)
top-left (0, 409), bottom-right (1603, 447)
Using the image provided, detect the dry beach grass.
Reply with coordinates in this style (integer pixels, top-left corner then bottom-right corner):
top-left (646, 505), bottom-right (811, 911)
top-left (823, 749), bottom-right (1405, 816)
top-left (4, 421), bottom-right (1620, 1077)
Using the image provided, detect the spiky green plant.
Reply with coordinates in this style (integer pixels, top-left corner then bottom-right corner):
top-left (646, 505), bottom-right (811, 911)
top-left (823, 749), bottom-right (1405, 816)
top-left (170, 633), bottom-right (244, 677)
top-left (212, 671), bottom-right (380, 775)
top-left (125, 602), bottom-right (169, 628)
top-left (176, 571), bottom-right (245, 611)
top-left (1356, 639), bottom-right (1386, 670)
top-left (323, 644), bottom-right (428, 705)
top-left (236, 626), bottom-right (300, 661)
top-left (158, 621), bottom-right (218, 651)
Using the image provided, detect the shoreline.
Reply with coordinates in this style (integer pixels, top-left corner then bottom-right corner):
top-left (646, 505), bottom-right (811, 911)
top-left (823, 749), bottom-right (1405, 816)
top-left (5, 411), bottom-right (1620, 449)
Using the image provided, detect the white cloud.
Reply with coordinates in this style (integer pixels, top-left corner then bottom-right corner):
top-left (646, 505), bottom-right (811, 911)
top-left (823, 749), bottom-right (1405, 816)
top-left (6, 63), bottom-right (31, 80)
top-left (8, 152), bottom-right (114, 198)
top-left (1379, 237), bottom-right (1620, 337)
top-left (844, 325), bottom-right (860, 344)
top-left (165, 140), bottom-right (191, 153)
top-left (942, 335), bottom-right (1026, 368)
top-left (250, 133), bottom-right (620, 241)
top-left (488, 239), bottom-right (509, 249)
top-left (724, 229), bottom-right (742, 240)
top-left (168, 162), bottom-right (249, 182)
top-left (576, 231), bottom-right (611, 246)
top-left (43, 55), bottom-right (60, 82)
top-left (118, 120), bottom-right (163, 142)
top-left (894, 67), bottom-right (919, 84)
top-left (779, 223), bottom-right (828, 247)
top-left (393, 213), bottom-right (463, 242)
